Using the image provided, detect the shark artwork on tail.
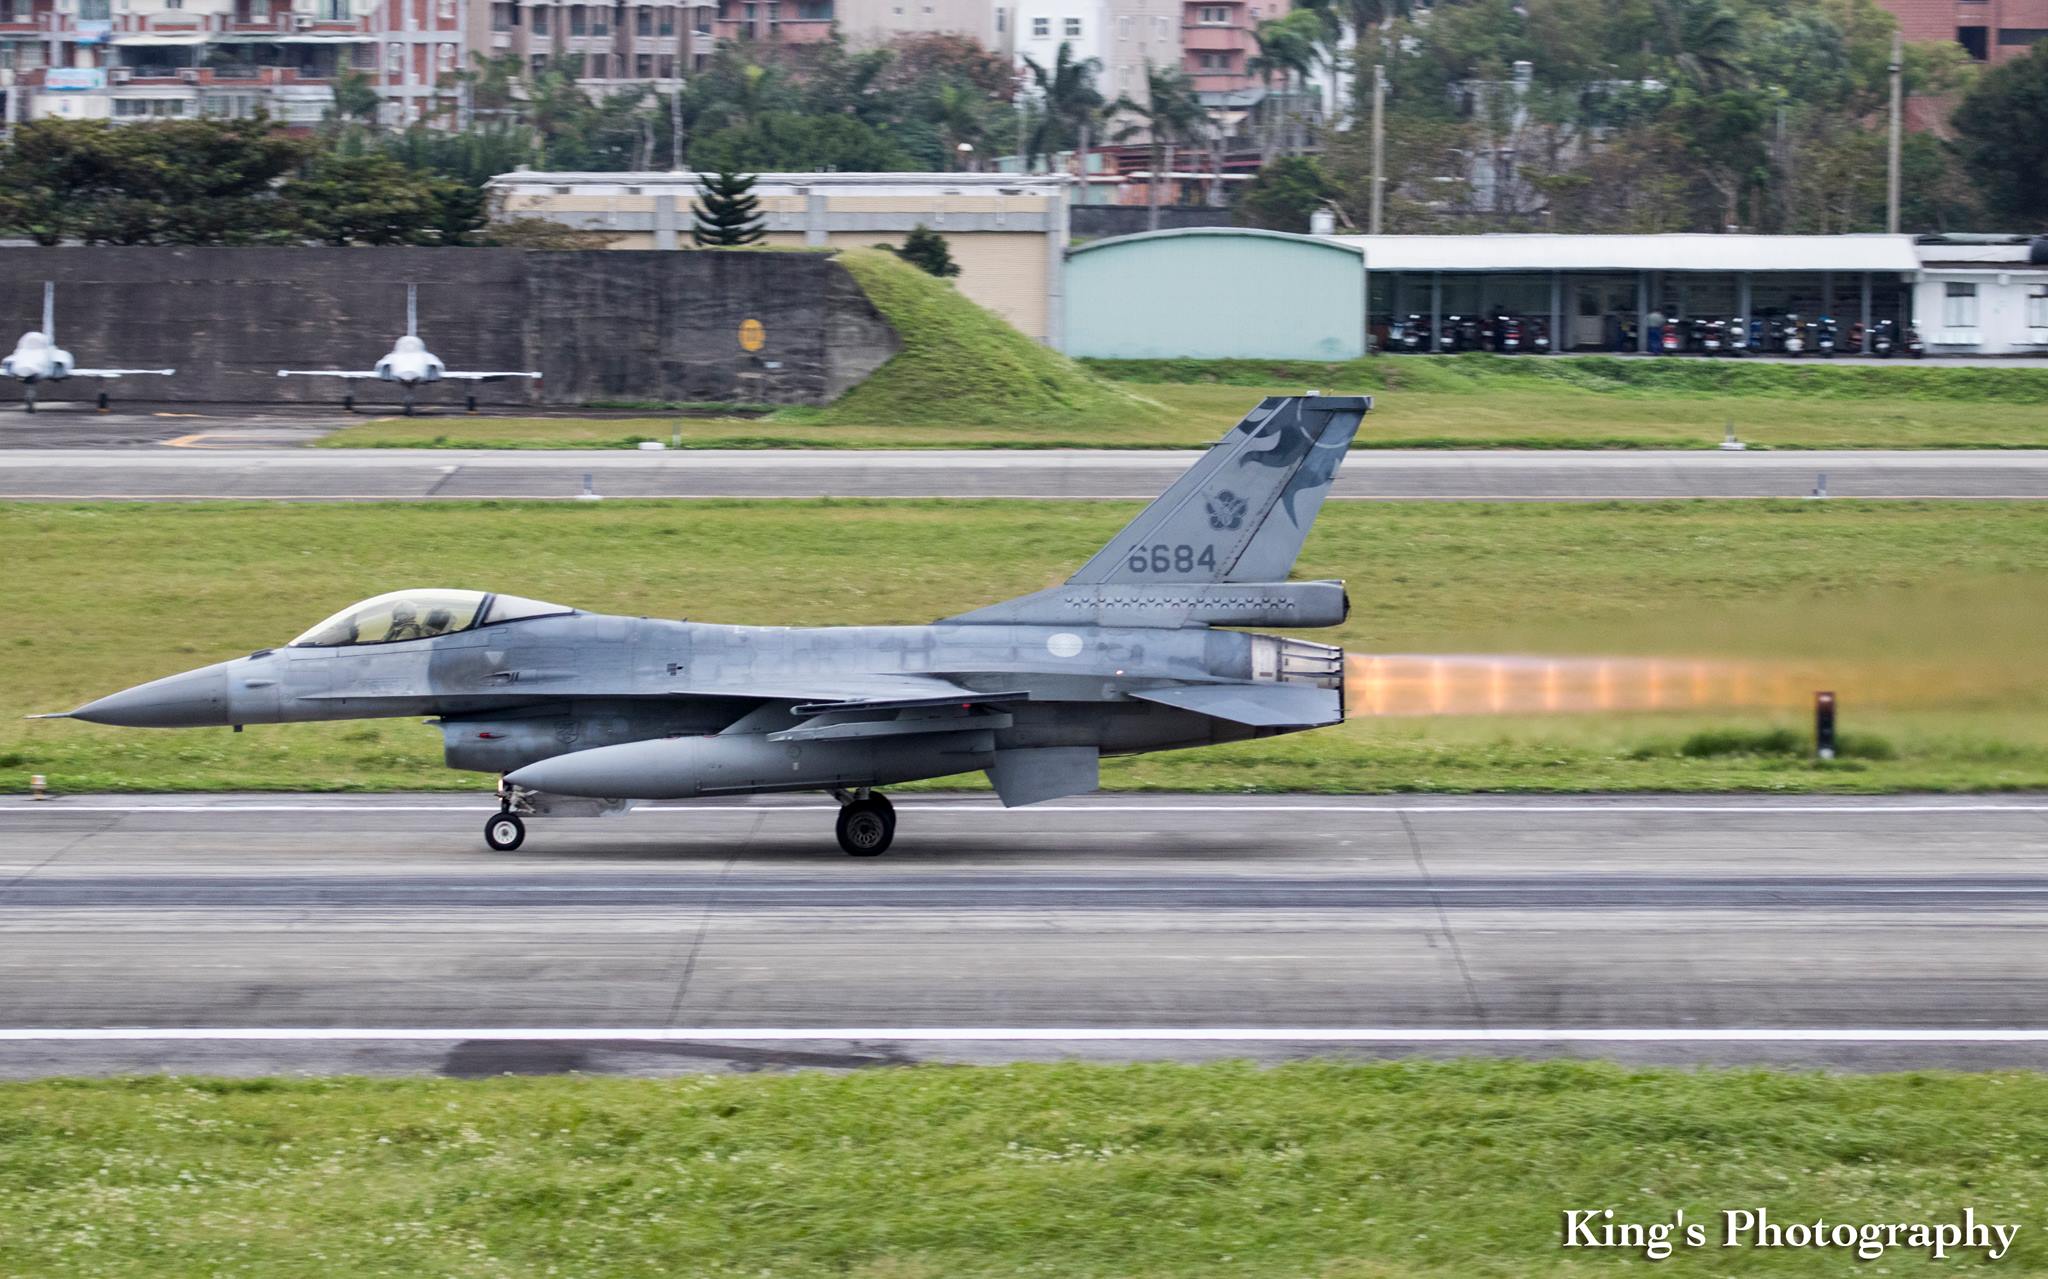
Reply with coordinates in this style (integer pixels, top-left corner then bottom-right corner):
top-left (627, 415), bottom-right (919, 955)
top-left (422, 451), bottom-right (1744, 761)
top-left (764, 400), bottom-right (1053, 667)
top-left (35, 395), bottom-right (1369, 855)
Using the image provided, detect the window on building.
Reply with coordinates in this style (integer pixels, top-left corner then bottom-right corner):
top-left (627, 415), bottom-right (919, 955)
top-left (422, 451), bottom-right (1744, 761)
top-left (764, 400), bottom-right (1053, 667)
top-left (569, 5), bottom-right (586, 32)
top-left (2029, 285), bottom-right (2048, 329)
top-left (438, 41), bottom-right (455, 68)
top-left (321, 0), bottom-right (349, 18)
top-left (1996, 27), bottom-right (2048, 45)
top-left (589, 5), bottom-right (608, 31)
top-left (530, 52), bottom-right (547, 73)
top-left (531, 6), bottom-right (549, 32)
top-left (656, 52), bottom-right (673, 75)
top-left (994, 6), bottom-right (1004, 30)
top-left (658, 5), bottom-right (674, 33)
top-left (1030, 14), bottom-right (1046, 35)
top-left (1198, 5), bottom-right (1228, 21)
top-left (636, 5), bottom-right (651, 31)
top-left (1956, 24), bottom-right (1988, 57)
top-left (492, 2), bottom-right (514, 29)
top-left (78, 0), bottom-right (110, 18)
top-left (1116, 13), bottom-right (1128, 35)
top-left (115, 97), bottom-right (190, 117)
top-left (1154, 14), bottom-right (1168, 35)
top-left (165, 0), bottom-right (184, 11)
top-left (635, 51), bottom-right (651, 74)
top-left (1063, 15), bottom-right (1080, 33)
top-left (438, 0), bottom-right (455, 20)
top-left (1943, 281), bottom-right (1979, 327)
top-left (386, 40), bottom-right (404, 71)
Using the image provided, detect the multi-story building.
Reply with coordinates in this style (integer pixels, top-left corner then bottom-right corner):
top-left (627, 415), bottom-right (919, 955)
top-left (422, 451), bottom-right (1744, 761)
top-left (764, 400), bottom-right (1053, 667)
top-left (1876, 0), bottom-right (2045, 62)
top-left (1010, 0), bottom-right (1101, 78)
top-left (469, 0), bottom-right (718, 93)
top-left (1180, 0), bottom-right (1264, 97)
top-left (1099, 0), bottom-right (1175, 104)
top-left (2, 0), bottom-right (461, 128)
top-left (834, 0), bottom-right (999, 49)
top-left (711, 0), bottom-right (833, 43)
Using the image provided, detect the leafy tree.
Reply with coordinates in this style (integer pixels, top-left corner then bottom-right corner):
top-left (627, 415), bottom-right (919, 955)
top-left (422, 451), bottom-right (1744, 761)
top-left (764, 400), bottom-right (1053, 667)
top-left (0, 118), bottom-right (307, 245)
top-left (328, 68), bottom-right (383, 128)
top-left (691, 169), bottom-right (765, 246)
top-left (690, 112), bottom-right (912, 171)
top-left (284, 151), bottom-right (484, 245)
top-left (888, 223), bottom-right (961, 277)
top-left (1236, 156), bottom-right (1332, 231)
top-left (1951, 38), bottom-right (2048, 224)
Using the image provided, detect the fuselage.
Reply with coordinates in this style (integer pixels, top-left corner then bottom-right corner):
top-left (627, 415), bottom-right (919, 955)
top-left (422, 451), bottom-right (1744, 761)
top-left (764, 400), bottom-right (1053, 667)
top-left (1, 331), bottom-right (73, 382)
top-left (375, 335), bottom-right (446, 386)
top-left (70, 611), bottom-right (1336, 778)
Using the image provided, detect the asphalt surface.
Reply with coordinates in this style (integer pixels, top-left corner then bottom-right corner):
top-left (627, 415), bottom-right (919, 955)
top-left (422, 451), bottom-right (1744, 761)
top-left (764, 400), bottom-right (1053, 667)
top-left (6, 446), bottom-right (2048, 501)
top-left (3, 792), bottom-right (2047, 1076)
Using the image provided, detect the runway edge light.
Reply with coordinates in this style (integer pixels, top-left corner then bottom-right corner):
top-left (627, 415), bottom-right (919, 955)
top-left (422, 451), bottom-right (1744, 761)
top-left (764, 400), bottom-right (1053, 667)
top-left (1815, 691), bottom-right (1838, 760)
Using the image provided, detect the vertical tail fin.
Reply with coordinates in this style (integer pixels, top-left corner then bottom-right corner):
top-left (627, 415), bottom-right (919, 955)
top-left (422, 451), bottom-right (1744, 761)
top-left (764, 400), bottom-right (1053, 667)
top-left (1066, 395), bottom-right (1369, 585)
top-left (405, 283), bottom-right (418, 338)
top-left (41, 281), bottom-right (54, 343)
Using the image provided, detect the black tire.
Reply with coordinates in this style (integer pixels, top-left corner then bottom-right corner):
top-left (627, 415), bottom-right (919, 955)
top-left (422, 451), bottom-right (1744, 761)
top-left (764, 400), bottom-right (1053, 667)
top-left (836, 796), bottom-right (894, 856)
top-left (485, 812), bottom-right (526, 852)
top-left (343, 393), bottom-right (355, 413)
top-left (96, 390), bottom-right (109, 412)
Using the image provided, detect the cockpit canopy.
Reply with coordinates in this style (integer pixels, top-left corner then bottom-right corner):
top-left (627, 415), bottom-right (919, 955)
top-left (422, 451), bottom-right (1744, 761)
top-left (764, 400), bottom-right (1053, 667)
top-left (289, 589), bottom-right (572, 647)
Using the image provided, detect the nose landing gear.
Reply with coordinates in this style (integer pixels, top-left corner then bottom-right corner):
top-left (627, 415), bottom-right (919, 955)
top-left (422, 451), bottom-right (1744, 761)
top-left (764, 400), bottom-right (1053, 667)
top-left (485, 780), bottom-right (528, 851)
top-left (833, 789), bottom-right (895, 856)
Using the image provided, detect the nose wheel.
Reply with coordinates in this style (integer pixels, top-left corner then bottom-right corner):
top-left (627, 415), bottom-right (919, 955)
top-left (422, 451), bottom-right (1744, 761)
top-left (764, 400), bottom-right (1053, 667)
top-left (834, 792), bottom-right (895, 856)
top-left (485, 811), bottom-right (526, 851)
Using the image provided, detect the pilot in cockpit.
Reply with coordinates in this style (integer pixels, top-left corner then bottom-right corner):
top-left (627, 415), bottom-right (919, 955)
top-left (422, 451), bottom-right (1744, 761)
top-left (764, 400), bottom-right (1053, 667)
top-left (386, 601), bottom-right (428, 642)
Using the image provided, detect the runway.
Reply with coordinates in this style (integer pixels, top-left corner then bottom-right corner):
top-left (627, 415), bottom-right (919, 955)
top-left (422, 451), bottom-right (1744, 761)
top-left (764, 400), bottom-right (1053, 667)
top-left (6, 446), bottom-right (2048, 501)
top-left (3, 792), bottom-right (2047, 1076)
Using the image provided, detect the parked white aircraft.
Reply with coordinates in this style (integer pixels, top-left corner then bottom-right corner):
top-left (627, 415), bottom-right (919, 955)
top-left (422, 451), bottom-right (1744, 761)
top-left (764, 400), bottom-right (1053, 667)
top-left (1, 282), bottom-right (175, 412)
top-left (278, 284), bottom-right (542, 415)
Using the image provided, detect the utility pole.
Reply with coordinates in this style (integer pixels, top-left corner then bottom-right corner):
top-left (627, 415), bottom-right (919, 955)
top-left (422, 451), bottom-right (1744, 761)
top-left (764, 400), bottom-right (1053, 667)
top-left (1885, 30), bottom-right (1903, 234)
top-left (1369, 63), bottom-right (1386, 235)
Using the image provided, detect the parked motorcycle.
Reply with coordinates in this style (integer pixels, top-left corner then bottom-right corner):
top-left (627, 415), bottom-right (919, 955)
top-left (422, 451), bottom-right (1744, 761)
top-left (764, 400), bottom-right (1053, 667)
top-left (1659, 320), bottom-right (1683, 354)
top-left (1847, 321), bottom-right (1867, 355)
top-left (1441, 314), bottom-right (1482, 353)
top-left (1697, 317), bottom-right (1726, 355)
top-left (1779, 314), bottom-right (1805, 356)
top-left (1901, 323), bottom-right (1927, 358)
top-left (1528, 318), bottom-right (1553, 354)
top-left (1491, 312), bottom-right (1525, 354)
top-left (1726, 316), bottom-right (1751, 356)
top-left (1869, 319), bottom-right (1896, 358)
top-left (1392, 314), bottom-right (1429, 353)
top-left (1811, 315), bottom-right (1839, 358)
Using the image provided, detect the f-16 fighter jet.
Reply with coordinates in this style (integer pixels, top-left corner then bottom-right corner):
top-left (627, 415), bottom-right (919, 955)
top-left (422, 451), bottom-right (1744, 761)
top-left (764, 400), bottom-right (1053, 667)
top-left (2, 282), bottom-right (174, 412)
top-left (277, 284), bottom-right (541, 416)
top-left (37, 394), bottom-right (1368, 855)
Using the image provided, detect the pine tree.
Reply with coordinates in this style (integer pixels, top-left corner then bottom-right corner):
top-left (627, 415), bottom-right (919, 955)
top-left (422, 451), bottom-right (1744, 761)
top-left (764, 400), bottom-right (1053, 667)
top-left (690, 169), bottom-right (765, 247)
top-left (890, 223), bottom-right (961, 278)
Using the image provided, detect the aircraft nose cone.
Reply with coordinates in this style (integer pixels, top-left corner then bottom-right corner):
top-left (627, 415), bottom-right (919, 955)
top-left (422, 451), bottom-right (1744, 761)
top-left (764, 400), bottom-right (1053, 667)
top-left (70, 662), bottom-right (233, 728)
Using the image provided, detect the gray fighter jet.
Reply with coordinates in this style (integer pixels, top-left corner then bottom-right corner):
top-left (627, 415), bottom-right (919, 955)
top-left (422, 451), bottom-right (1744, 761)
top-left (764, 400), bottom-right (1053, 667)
top-left (35, 394), bottom-right (1368, 855)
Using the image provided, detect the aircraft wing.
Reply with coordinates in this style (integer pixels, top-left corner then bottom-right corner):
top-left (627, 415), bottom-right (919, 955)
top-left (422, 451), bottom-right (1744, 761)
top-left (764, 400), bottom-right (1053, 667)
top-left (69, 368), bottom-right (174, 378)
top-left (439, 371), bottom-right (544, 382)
top-left (277, 369), bottom-right (382, 379)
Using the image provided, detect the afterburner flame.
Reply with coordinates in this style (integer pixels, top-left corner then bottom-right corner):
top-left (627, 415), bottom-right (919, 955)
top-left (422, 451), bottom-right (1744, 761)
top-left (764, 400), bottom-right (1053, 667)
top-left (1343, 654), bottom-right (1822, 718)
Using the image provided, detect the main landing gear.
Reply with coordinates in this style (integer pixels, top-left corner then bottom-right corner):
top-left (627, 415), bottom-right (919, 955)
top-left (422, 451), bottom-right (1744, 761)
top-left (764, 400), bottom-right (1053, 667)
top-left (832, 788), bottom-right (895, 856)
top-left (485, 783), bottom-right (526, 851)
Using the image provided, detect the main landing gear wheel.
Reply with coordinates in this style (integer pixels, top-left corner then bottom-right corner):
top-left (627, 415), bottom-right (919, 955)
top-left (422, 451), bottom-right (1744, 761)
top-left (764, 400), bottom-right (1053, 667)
top-left (96, 390), bottom-right (109, 413)
top-left (485, 811), bottom-right (526, 851)
top-left (836, 794), bottom-right (895, 857)
top-left (342, 393), bottom-right (355, 414)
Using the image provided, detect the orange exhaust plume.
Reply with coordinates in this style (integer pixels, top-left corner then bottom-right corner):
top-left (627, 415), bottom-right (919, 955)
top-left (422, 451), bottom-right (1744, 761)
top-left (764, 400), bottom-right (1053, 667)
top-left (1343, 654), bottom-right (1829, 718)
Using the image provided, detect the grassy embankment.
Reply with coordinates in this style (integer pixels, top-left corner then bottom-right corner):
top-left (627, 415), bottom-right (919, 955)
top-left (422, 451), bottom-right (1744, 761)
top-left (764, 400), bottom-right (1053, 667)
top-left (2, 1062), bottom-right (2046, 1277)
top-left (6, 499), bottom-right (2045, 793)
top-left (319, 248), bottom-right (2048, 449)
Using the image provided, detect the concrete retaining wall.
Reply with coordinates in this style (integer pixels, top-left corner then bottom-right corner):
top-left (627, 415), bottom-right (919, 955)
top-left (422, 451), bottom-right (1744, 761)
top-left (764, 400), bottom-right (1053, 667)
top-left (0, 248), bottom-right (900, 408)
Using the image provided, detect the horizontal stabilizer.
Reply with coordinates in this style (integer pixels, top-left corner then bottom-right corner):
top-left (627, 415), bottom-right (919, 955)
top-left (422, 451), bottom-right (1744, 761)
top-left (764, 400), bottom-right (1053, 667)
top-left (987, 746), bottom-right (1100, 807)
top-left (1131, 682), bottom-right (1341, 728)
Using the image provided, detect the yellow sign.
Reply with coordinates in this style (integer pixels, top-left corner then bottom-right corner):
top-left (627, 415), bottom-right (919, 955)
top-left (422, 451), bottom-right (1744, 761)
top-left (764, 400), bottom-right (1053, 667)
top-left (737, 318), bottom-right (766, 352)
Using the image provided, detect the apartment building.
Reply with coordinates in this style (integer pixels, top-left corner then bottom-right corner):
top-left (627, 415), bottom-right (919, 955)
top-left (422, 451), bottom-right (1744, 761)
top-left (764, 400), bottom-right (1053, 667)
top-left (1877, 0), bottom-right (2045, 61)
top-left (711, 0), bottom-right (833, 43)
top-left (470, 0), bottom-right (717, 90)
top-left (2, 0), bottom-right (459, 127)
top-left (835, 0), bottom-right (998, 48)
top-left (1181, 0), bottom-right (1275, 98)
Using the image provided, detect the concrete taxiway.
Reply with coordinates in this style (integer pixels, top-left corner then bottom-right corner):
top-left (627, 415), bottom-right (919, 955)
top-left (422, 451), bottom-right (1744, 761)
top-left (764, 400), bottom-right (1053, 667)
top-left (2, 792), bottom-right (2046, 1076)
top-left (6, 447), bottom-right (2048, 501)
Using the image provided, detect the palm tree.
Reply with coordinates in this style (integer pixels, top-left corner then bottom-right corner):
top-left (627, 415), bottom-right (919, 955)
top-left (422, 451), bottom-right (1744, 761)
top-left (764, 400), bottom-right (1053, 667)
top-left (928, 82), bottom-right (986, 170)
top-left (1022, 42), bottom-right (1105, 173)
top-left (1655, 0), bottom-right (1744, 89)
top-left (1113, 63), bottom-right (1209, 230)
top-left (1249, 12), bottom-right (1321, 160)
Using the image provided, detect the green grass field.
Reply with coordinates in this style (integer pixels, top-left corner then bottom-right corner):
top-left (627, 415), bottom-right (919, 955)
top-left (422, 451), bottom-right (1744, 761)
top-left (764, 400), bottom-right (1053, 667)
top-left (2, 1061), bottom-right (2044, 1277)
top-left (317, 376), bottom-right (2048, 451)
top-left (6, 499), bottom-right (2045, 794)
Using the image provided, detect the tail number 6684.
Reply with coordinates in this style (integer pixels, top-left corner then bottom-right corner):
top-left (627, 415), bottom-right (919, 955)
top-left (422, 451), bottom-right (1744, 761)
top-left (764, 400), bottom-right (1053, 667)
top-left (1127, 544), bottom-right (1218, 574)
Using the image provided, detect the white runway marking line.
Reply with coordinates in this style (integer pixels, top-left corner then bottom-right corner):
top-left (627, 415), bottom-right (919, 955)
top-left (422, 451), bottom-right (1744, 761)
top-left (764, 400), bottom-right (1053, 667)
top-left (6, 801), bottom-right (2048, 815)
top-left (4, 1028), bottom-right (2048, 1043)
